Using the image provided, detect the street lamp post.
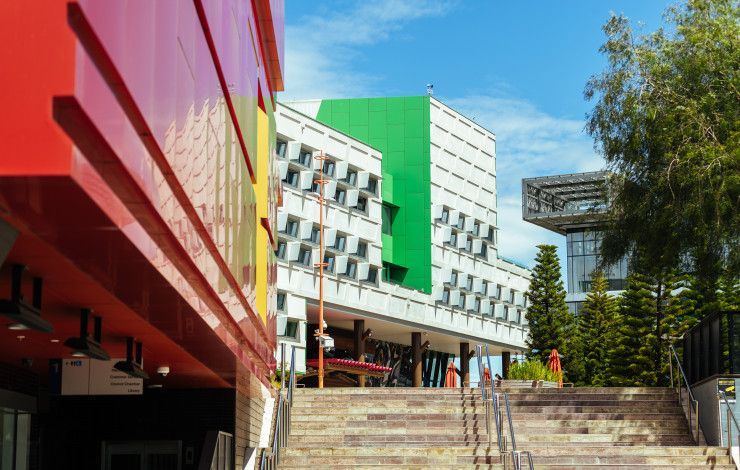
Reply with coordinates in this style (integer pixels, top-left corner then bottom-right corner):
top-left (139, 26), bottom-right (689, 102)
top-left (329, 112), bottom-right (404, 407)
top-left (314, 152), bottom-right (328, 388)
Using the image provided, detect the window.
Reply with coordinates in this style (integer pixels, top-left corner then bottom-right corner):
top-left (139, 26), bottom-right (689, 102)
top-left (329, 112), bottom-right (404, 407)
top-left (485, 226), bottom-right (494, 242)
top-left (465, 276), bottom-right (473, 291)
top-left (344, 261), bottom-right (357, 278)
top-left (456, 214), bottom-right (466, 230)
top-left (335, 189), bottom-right (346, 204)
top-left (440, 208), bottom-right (449, 223)
top-left (310, 226), bottom-right (321, 244)
top-left (481, 280), bottom-right (488, 294)
top-left (283, 169), bottom-right (299, 188)
top-left (473, 297), bottom-right (481, 312)
top-left (356, 196), bottom-right (367, 213)
top-left (356, 241), bottom-right (367, 258)
top-left (310, 181), bottom-right (321, 194)
top-left (457, 295), bottom-right (465, 309)
top-left (366, 177), bottom-right (378, 195)
top-left (496, 285), bottom-right (502, 299)
top-left (276, 241), bottom-right (287, 259)
top-left (324, 255), bottom-right (335, 273)
top-left (465, 238), bottom-right (472, 252)
top-left (449, 271), bottom-right (458, 286)
top-left (447, 231), bottom-right (458, 246)
top-left (479, 243), bottom-right (488, 258)
top-left (276, 139), bottom-right (287, 158)
top-left (334, 235), bottom-right (346, 251)
top-left (441, 288), bottom-right (450, 304)
top-left (381, 203), bottom-right (395, 235)
top-left (283, 219), bottom-right (298, 237)
top-left (345, 169), bottom-right (357, 186)
top-left (281, 320), bottom-right (299, 339)
top-left (323, 159), bottom-right (335, 177)
top-left (297, 247), bottom-right (311, 266)
top-left (277, 292), bottom-right (286, 311)
top-left (298, 148), bottom-right (312, 167)
top-left (509, 290), bottom-right (516, 304)
top-left (473, 222), bottom-right (480, 236)
top-left (366, 267), bottom-right (378, 284)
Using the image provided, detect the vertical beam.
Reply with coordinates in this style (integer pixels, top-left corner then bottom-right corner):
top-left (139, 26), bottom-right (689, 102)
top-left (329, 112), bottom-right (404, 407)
top-left (412, 332), bottom-right (422, 387)
top-left (459, 342), bottom-right (470, 387)
top-left (502, 351), bottom-right (511, 379)
top-left (354, 319), bottom-right (366, 388)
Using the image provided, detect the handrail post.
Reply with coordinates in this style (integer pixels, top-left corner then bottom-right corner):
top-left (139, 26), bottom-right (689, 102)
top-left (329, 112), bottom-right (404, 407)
top-left (280, 343), bottom-right (286, 390)
top-left (728, 407), bottom-right (732, 449)
top-left (668, 347), bottom-right (674, 389)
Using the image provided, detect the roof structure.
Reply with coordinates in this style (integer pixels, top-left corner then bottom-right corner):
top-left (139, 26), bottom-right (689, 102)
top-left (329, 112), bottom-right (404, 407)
top-left (521, 171), bottom-right (610, 234)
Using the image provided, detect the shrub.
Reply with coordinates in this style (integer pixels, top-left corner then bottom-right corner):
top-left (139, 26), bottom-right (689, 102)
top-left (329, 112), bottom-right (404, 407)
top-left (508, 360), bottom-right (561, 382)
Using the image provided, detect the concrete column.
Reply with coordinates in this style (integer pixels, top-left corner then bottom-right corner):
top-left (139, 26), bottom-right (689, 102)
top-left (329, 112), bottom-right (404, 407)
top-left (502, 351), bottom-right (511, 379)
top-left (412, 332), bottom-right (422, 387)
top-left (459, 342), bottom-right (470, 387)
top-left (354, 320), bottom-right (366, 388)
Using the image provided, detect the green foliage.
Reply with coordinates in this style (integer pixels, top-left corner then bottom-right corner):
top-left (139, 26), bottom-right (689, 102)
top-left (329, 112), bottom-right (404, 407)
top-left (509, 360), bottom-right (561, 382)
top-left (585, 0), bottom-right (740, 287)
top-left (604, 273), bottom-right (659, 386)
top-left (525, 245), bottom-right (574, 368)
top-left (575, 272), bottom-right (619, 386)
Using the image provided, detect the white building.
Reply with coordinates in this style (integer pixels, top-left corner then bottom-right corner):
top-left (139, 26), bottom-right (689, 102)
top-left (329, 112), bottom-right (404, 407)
top-left (275, 97), bottom-right (530, 386)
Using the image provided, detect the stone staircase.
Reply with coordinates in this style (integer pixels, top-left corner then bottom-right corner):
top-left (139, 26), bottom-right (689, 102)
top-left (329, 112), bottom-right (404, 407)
top-left (279, 387), bottom-right (734, 469)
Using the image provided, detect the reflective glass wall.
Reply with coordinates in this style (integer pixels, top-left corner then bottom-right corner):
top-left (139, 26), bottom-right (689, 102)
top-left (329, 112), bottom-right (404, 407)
top-left (566, 228), bottom-right (628, 295)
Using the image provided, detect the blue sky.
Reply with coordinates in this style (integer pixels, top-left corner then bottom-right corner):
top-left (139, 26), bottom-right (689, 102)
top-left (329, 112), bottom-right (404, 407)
top-left (280, 0), bottom-right (673, 278)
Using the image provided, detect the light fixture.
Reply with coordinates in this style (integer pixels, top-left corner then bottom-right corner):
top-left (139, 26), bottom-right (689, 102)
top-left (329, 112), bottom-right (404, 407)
top-left (114, 337), bottom-right (149, 379)
top-left (421, 340), bottom-right (431, 351)
top-left (0, 265), bottom-right (53, 332)
top-left (64, 308), bottom-right (110, 360)
top-left (361, 328), bottom-right (373, 341)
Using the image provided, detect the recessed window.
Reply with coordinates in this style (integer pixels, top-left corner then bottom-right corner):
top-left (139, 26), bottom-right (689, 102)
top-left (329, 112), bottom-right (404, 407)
top-left (276, 241), bottom-right (287, 259)
top-left (283, 169), bottom-right (299, 188)
top-left (441, 288), bottom-right (450, 304)
top-left (324, 255), bottom-right (335, 273)
top-left (310, 226), bottom-right (321, 244)
top-left (366, 267), bottom-right (378, 284)
top-left (447, 232), bottom-right (458, 246)
top-left (457, 295), bottom-right (465, 309)
top-left (481, 280), bottom-right (488, 294)
top-left (356, 241), bottom-right (368, 258)
top-left (366, 177), bottom-right (378, 195)
top-left (345, 169), bottom-right (357, 186)
top-left (298, 148), bottom-right (312, 167)
top-left (344, 261), bottom-right (357, 278)
top-left (283, 219), bottom-right (298, 237)
top-left (456, 215), bottom-right (466, 230)
top-left (473, 222), bottom-right (480, 236)
top-left (465, 238), bottom-right (472, 252)
top-left (449, 271), bottom-right (458, 286)
top-left (496, 285), bottom-right (502, 300)
top-left (323, 159), bottom-right (335, 177)
top-left (335, 235), bottom-right (346, 251)
top-left (297, 247), bottom-right (311, 266)
top-left (276, 139), bottom-right (287, 158)
top-left (509, 290), bottom-right (516, 304)
top-left (479, 243), bottom-right (488, 258)
top-left (356, 196), bottom-right (367, 213)
top-left (440, 208), bottom-right (449, 224)
top-left (277, 292), bottom-right (286, 311)
top-left (281, 320), bottom-right (299, 339)
top-left (473, 297), bottom-right (481, 312)
top-left (485, 227), bottom-right (494, 242)
top-left (310, 181), bottom-right (321, 194)
top-left (336, 189), bottom-right (346, 204)
top-left (381, 203), bottom-right (395, 235)
top-left (466, 276), bottom-right (473, 291)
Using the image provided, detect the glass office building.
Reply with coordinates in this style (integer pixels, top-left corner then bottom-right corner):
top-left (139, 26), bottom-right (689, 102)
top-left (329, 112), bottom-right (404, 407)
top-left (522, 172), bottom-right (628, 313)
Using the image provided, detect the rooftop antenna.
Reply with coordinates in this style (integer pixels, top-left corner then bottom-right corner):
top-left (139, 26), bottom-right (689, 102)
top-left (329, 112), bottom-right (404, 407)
top-left (426, 83), bottom-right (434, 96)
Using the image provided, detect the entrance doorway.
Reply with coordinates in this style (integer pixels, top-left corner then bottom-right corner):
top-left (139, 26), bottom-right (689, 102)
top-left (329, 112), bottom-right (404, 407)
top-left (0, 408), bottom-right (30, 470)
top-left (102, 441), bottom-right (181, 470)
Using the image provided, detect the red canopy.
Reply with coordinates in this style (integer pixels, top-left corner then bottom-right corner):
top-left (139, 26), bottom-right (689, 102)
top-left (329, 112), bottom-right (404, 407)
top-left (444, 361), bottom-right (458, 387)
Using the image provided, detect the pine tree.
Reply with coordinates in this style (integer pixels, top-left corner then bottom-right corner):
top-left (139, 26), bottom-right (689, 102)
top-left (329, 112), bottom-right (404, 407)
top-left (576, 272), bottom-right (618, 386)
top-left (525, 245), bottom-right (574, 369)
top-left (605, 273), bottom-right (658, 386)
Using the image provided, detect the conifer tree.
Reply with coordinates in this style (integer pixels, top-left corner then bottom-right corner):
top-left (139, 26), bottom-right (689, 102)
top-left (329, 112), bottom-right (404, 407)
top-left (576, 272), bottom-right (618, 386)
top-left (525, 245), bottom-right (574, 368)
top-left (605, 273), bottom-right (658, 386)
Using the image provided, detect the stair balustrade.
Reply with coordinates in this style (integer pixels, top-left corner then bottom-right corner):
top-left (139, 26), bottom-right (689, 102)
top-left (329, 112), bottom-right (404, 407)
top-left (260, 344), bottom-right (296, 470)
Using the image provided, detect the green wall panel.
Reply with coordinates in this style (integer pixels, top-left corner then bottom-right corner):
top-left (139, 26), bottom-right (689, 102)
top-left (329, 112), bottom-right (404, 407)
top-left (316, 96), bottom-right (432, 293)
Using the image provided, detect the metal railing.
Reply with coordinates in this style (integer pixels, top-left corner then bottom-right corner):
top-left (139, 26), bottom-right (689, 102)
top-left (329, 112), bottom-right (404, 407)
top-left (504, 393), bottom-right (534, 470)
top-left (476, 344), bottom-right (504, 454)
top-left (718, 391), bottom-right (740, 451)
top-left (198, 431), bottom-right (234, 470)
top-left (260, 344), bottom-right (297, 470)
top-left (668, 344), bottom-right (702, 444)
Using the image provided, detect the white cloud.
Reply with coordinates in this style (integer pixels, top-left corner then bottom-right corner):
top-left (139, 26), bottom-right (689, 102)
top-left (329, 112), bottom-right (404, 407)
top-left (281, 0), bottom-right (455, 100)
top-left (446, 95), bottom-right (605, 271)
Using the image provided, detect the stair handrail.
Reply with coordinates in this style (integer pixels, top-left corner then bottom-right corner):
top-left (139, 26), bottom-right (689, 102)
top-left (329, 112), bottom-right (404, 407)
top-left (668, 343), bottom-right (702, 443)
top-left (475, 344), bottom-right (505, 454)
top-left (504, 393), bottom-right (534, 470)
top-left (718, 391), bottom-right (740, 450)
top-left (260, 344), bottom-right (297, 470)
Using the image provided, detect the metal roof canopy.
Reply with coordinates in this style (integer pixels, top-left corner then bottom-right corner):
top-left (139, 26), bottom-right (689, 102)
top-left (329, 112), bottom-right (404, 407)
top-left (521, 171), bottom-right (610, 235)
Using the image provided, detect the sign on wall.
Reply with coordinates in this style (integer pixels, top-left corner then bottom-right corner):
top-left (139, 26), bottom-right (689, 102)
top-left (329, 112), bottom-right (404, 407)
top-left (59, 358), bottom-right (143, 395)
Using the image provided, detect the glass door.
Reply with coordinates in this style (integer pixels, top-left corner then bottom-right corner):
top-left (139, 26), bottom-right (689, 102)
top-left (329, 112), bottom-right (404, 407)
top-left (0, 408), bottom-right (30, 470)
